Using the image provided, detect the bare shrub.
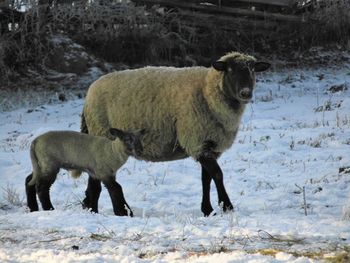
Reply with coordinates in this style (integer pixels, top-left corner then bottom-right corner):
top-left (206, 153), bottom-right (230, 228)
top-left (51, 2), bottom-right (191, 66)
top-left (0, 37), bottom-right (14, 82)
top-left (304, 0), bottom-right (350, 46)
top-left (1, 0), bottom-right (349, 84)
top-left (0, 2), bottom-right (52, 83)
top-left (1, 183), bottom-right (24, 208)
top-left (342, 194), bottom-right (350, 220)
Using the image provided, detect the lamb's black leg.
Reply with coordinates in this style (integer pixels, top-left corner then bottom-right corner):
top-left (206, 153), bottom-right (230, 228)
top-left (25, 173), bottom-right (39, 212)
top-left (36, 178), bottom-right (55, 211)
top-left (199, 157), bottom-right (233, 212)
top-left (103, 179), bottom-right (133, 217)
top-left (201, 166), bottom-right (214, 216)
top-left (82, 176), bottom-right (102, 213)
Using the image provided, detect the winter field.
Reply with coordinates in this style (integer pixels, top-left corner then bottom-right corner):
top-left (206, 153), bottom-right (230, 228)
top-left (1, 55), bottom-right (350, 262)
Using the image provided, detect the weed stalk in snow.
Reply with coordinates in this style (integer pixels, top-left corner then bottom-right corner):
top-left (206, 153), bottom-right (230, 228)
top-left (295, 184), bottom-right (308, 216)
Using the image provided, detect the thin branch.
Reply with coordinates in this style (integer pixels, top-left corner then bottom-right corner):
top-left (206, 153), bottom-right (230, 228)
top-left (295, 184), bottom-right (307, 216)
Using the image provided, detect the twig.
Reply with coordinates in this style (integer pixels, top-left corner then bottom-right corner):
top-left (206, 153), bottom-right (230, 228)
top-left (258, 229), bottom-right (305, 244)
top-left (258, 229), bottom-right (275, 240)
top-left (27, 236), bottom-right (77, 244)
top-left (98, 222), bottom-right (116, 237)
top-left (295, 184), bottom-right (307, 216)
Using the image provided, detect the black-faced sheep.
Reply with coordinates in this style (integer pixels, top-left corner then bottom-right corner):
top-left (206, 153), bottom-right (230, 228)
top-left (79, 52), bottom-right (270, 216)
top-left (25, 128), bottom-right (145, 217)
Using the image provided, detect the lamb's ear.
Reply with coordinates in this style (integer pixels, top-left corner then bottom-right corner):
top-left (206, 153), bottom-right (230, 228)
top-left (212, 61), bottom-right (227, 71)
top-left (254, 61), bottom-right (271, 72)
top-left (136, 128), bottom-right (147, 138)
top-left (109, 128), bottom-right (125, 140)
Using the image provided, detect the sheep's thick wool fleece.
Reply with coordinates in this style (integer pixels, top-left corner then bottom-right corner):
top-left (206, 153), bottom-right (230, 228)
top-left (84, 63), bottom-right (246, 161)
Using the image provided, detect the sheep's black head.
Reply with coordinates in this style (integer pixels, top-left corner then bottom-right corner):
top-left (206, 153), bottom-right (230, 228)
top-left (109, 128), bottom-right (146, 156)
top-left (213, 52), bottom-right (270, 104)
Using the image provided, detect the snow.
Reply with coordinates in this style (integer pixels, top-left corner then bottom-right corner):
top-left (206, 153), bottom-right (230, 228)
top-left (1, 60), bottom-right (350, 262)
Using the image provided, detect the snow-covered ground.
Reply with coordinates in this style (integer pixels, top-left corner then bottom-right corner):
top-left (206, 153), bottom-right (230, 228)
top-left (1, 58), bottom-right (350, 262)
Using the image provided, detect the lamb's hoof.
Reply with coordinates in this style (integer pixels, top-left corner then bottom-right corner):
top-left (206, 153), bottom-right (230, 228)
top-left (42, 206), bottom-right (55, 211)
top-left (201, 203), bottom-right (214, 217)
top-left (82, 198), bottom-right (98, 213)
top-left (204, 211), bottom-right (217, 217)
top-left (82, 197), bottom-right (89, 209)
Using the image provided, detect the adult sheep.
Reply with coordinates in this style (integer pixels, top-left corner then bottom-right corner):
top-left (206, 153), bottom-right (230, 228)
top-left (78, 52), bottom-right (270, 216)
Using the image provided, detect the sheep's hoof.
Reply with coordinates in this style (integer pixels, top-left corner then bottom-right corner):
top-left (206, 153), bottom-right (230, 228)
top-left (27, 203), bottom-right (39, 212)
top-left (115, 206), bottom-right (134, 217)
top-left (28, 206), bottom-right (39, 212)
top-left (223, 203), bottom-right (234, 212)
top-left (115, 210), bottom-right (133, 217)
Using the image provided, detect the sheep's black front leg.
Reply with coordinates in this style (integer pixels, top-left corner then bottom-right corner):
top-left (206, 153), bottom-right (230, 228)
top-left (103, 179), bottom-right (133, 217)
top-left (199, 156), bottom-right (233, 213)
top-left (25, 173), bottom-right (39, 212)
top-left (82, 176), bottom-right (102, 213)
top-left (201, 167), bottom-right (214, 216)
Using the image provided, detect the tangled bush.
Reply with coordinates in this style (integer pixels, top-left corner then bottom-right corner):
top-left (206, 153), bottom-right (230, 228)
top-left (0, 3), bottom-right (52, 82)
top-left (52, 2), bottom-right (192, 66)
top-left (304, 0), bottom-right (350, 46)
top-left (0, 0), bottom-right (349, 84)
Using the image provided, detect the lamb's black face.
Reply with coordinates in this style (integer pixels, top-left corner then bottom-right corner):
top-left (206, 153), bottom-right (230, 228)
top-left (109, 128), bottom-right (146, 157)
top-left (213, 59), bottom-right (270, 104)
top-left (122, 134), bottom-right (144, 157)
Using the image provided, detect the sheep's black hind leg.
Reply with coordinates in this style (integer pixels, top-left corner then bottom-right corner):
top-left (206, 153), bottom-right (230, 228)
top-left (36, 177), bottom-right (55, 211)
top-left (82, 176), bottom-right (102, 213)
top-left (25, 173), bottom-right (39, 212)
top-left (201, 167), bottom-right (214, 216)
top-left (199, 157), bottom-right (233, 213)
top-left (103, 179), bottom-right (133, 217)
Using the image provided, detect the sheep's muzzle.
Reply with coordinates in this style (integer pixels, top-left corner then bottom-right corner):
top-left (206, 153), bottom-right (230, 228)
top-left (238, 87), bottom-right (253, 103)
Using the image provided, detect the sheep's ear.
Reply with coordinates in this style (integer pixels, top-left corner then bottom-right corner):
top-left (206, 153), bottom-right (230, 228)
top-left (212, 61), bottom-right (227, 71)
top-left (109, 128), bottom-right (125, 139)
top-left (254, 61), bottom-right (271, 72)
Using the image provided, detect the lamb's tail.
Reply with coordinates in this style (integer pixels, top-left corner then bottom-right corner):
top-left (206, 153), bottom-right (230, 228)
top-left (80, 109), bottom-right (89, 134)
top-left (27, 142), bottom-right (40, 186)
top-left (71, 170), bottom-right (82, 178)
top-left (70, 110), bottom-right (88, 179)
top-left (25, 141), bottom-right (40, 211)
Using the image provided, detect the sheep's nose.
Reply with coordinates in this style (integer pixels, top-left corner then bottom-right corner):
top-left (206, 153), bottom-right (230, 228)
top-left (239, 88), bottom-right (252, 100)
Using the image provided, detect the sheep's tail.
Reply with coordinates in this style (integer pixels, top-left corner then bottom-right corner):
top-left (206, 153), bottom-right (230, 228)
top-left (70, 110), bottom-right (88, 179)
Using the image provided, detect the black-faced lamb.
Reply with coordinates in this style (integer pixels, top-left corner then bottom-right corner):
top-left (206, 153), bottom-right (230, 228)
top-left (25, 128), bottom-right (145, 217)
top-left (78, 51), bottom-right (270, 216)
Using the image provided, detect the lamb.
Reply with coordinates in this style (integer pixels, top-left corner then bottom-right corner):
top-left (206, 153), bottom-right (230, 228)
top-left (25, 128), bottom-right (146, 217)
top-left (79, 51), bottom-right (270, 216)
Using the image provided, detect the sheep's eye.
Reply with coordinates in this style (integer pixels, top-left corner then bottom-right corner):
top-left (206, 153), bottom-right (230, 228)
top-left (237, 68), bottom-right (246, 74)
